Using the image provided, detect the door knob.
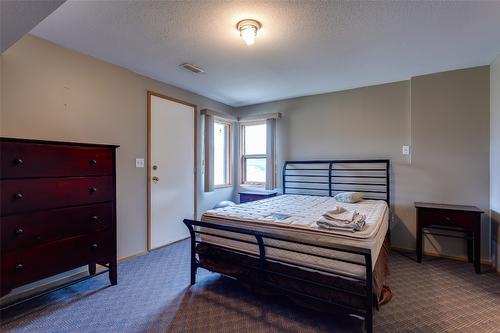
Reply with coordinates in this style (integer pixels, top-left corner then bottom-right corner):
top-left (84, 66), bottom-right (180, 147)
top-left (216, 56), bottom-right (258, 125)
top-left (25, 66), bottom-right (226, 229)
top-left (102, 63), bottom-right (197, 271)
top-left (152, 176), bottom-right (159, 183)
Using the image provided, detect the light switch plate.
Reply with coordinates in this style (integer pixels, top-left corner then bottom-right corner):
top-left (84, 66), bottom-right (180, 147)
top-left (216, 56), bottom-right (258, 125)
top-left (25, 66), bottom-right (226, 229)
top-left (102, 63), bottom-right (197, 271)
top-left (135, 158), bottom-right (145, 168)
top-left (402, 145), bottom-right (410, 155)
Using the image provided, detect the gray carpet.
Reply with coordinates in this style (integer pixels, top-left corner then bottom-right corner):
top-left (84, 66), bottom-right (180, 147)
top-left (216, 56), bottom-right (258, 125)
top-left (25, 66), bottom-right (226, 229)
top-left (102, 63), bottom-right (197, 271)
top-left (1, 240), bottom-right (499, 333)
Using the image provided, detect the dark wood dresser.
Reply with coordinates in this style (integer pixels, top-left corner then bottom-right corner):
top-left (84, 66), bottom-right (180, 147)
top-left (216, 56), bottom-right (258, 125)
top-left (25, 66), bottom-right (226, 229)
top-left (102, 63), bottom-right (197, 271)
top-left (415, 202), bottom-right (483, 273)
top-left (1, 138), bottom-right (119, 297)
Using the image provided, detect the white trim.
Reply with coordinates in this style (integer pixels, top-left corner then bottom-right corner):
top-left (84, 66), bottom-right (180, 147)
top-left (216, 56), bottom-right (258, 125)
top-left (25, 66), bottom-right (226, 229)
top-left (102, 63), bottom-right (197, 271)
top-left (213, 118), bottom-right (233, 188)
top-left (201, 108), bottom-right (237, 121)
top-left (238, 112), bottom-right (281, 122)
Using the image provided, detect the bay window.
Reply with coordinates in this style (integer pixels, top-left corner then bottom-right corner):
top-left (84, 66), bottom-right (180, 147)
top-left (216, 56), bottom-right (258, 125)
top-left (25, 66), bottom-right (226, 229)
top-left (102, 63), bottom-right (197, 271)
top-left (240, 118), bottom-right (276, 189)
top-left (203, 109), bottom-right (234, 192)
top-left (214, 119), bottom-right (231, 187)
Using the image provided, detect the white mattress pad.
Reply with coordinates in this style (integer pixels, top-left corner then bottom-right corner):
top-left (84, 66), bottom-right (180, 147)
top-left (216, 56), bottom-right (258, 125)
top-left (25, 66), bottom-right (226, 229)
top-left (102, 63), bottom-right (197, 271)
top-left (200, 195), bottom-right (389, 278)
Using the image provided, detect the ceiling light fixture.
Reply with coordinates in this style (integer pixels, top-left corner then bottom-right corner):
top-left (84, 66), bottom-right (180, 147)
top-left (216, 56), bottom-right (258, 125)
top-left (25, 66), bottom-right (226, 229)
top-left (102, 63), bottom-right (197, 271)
top-left (237, 19), bottom-right (261, 45)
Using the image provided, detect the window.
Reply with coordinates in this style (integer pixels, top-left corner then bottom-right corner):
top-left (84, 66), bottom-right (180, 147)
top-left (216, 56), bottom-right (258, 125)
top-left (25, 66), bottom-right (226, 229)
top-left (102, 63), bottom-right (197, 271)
top-left (213, 119), bottom-right (231, 187)
top-left (240, 121), bottom-right (267, 185)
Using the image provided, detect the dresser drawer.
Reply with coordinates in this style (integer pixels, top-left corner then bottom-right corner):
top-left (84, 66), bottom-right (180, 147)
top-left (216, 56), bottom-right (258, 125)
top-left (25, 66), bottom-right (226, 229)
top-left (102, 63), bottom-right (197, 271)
top-left (419, 208), bottom-right (476, 229)
top-left (1, 231), bottom-right (114, 290)
top-left (1, 176), bottom-right (113, 215)
top-left (1, 141), bottom-right (113, 179)
top-left (1, 203), bottom-right (113, 253)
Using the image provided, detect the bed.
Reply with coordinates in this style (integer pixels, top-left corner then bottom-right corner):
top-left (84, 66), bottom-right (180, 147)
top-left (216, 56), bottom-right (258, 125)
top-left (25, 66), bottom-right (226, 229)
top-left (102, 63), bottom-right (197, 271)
top-left (184, 160), bottom-right (391, 333)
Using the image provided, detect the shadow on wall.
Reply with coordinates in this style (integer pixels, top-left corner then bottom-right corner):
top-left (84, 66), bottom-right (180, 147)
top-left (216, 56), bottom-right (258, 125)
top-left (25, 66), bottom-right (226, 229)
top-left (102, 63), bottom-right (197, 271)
top-left (492, 209), bottom-right (500, 272)
top-left (391, 213), bottom-right (414, 249)
top-left (388, 163), bottom-right (420, 252)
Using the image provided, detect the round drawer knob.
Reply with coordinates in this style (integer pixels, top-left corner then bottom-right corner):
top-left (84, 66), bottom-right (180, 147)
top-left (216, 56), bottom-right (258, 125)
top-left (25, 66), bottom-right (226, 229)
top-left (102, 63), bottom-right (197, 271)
top-left (15, 228), bottom-right (24, 235)
top-left (90, 187), bottom-right (97, 193)
top-left (90, 159), bottom-right (97, 166)
top-left (444, 217), bottom-right (451, 222)
top-left (91, 243), bottom-right (98, 249)
top-left (13, 158), bottom-right (24, 165)
top-left (90, 215), bottom-right (99, 223)
top-left (14, 193), bottom-right (23, 200)
top-left (15, 264), bottom-right (24, 270)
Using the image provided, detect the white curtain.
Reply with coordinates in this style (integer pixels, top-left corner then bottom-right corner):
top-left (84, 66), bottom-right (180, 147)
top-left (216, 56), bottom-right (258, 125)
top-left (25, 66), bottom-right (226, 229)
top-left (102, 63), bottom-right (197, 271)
top-left (265, 118), bottom-right (276, 190)
top-left (204, 114), bottom-right (215, 192)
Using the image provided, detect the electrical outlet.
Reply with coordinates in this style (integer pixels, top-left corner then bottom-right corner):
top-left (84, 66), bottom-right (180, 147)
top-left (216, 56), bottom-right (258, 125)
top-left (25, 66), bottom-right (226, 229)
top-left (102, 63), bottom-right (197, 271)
top-left (402, 145), bottom-right (410, 155)
top-left (135, 158), bottom-right (144, 168)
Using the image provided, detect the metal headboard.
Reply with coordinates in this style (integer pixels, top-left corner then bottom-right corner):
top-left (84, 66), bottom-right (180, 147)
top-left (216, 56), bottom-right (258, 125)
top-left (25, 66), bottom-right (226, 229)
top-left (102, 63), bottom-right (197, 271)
top-left (282, 159), bottom-right (390, 204)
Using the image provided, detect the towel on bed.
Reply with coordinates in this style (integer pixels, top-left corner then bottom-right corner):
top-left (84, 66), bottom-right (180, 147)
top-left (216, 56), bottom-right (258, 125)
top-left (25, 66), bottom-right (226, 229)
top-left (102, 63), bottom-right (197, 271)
top-left (316, 213), bottom-right (366, 232)
top-left (323, 206), bottom-right (357, 222)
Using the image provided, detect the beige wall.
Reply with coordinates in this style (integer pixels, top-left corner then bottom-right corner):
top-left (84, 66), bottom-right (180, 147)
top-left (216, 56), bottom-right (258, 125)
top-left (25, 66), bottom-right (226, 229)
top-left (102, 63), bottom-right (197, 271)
top-left (0, 35), bottom-right (493, 265)
top-left (0, 35), bottom-right (236, 260)
top-left (237, 67), bottom-right (491, 260)
top-left (491, 55), bottom-right (500, 272)
top-left (238, 81), bottom-right (415, 251)
top-left (411, 67), bottom-right (490, 260)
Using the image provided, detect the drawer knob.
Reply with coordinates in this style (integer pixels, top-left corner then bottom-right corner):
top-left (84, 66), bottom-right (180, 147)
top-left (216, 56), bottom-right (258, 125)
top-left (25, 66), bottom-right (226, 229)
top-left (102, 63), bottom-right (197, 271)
top-left (90, 159), bottom-right (97, 166)
top-left (90, 187), bottom-right (97, 193)
top-left (444, 217), bottom-right (451, 222)
top-left (15, 228), bottom-right (24, 235)
top-left (91, 243), bottom-right (98, 249)
top-left (90, 215), bottom-right (99, 223)
top-left (13, 158), bottom-right (23, 165)
top-left (15, 264), bottom-right (24, 270)
top-left (14, 193), bottom-right (23, 200)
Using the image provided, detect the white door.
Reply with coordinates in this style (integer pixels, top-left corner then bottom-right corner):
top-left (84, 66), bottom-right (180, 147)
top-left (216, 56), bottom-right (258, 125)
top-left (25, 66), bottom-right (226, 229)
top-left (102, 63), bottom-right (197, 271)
top-left (149, 93), bottom-right (195, 250)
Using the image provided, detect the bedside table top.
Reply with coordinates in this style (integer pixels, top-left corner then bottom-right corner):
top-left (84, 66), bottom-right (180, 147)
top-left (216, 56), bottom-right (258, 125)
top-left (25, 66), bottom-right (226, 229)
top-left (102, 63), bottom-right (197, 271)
top-left (414, 202), bottom-right (483, 213)
top-left (239, 190), bottom-right (278, 196)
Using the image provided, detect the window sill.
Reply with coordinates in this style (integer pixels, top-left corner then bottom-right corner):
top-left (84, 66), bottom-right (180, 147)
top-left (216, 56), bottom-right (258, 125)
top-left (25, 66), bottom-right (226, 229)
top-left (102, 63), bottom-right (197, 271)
top-left (215, 184), bottom-right (233, 190)
top-left (240, 184), bottom-right (266, 191)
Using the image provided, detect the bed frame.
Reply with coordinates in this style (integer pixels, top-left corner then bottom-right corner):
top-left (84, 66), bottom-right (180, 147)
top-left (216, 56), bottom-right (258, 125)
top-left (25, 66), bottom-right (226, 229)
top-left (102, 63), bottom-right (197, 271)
top-left (183, 159), bottom-right (390, 333)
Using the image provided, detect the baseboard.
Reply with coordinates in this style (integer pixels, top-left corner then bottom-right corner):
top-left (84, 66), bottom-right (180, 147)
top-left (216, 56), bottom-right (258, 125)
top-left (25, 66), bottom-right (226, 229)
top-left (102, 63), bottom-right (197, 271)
top-left (148, 236), bottom-right (190, 252)
top-left (0, 270), bottom-right (89, 305)
top-left (391, 246), bottom-right (492, 266)
top-left (1, 240), bottom-right (188, 305)
top-left (1, 250), bottom-right (150, 305)
top-left (118, 250), bottom-right (148, 263)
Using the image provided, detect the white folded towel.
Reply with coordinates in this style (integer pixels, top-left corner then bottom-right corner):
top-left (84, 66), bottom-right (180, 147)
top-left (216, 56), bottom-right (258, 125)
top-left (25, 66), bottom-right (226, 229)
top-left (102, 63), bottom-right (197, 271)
top-left (323, 206), bottom-right (357, 222)
top-left (316, 213), bottom-right (366, 232)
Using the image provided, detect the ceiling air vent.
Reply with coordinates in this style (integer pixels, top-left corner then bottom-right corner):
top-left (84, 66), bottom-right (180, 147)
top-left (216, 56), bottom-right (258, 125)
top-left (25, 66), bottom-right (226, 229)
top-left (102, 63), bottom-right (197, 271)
top-left (180, 63), bottom-right (204, 74)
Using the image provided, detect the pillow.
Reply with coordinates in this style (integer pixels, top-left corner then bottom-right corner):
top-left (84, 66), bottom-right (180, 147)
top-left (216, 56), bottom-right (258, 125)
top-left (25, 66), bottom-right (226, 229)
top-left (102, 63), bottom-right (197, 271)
top-left (334, 192), bottom-right (364, 203)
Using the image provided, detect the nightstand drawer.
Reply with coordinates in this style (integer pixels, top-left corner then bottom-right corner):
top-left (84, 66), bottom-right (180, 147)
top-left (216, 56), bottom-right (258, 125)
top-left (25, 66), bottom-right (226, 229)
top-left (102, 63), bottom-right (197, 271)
top-left (419, 209), bottom-right (476, 228)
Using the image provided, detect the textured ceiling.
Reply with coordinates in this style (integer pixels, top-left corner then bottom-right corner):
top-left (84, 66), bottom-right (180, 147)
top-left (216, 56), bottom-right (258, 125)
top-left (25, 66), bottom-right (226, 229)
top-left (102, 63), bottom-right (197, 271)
top-left (1, 0), bottom-right (65, 52)
top-left (31, 1), bottom-right (500, 107)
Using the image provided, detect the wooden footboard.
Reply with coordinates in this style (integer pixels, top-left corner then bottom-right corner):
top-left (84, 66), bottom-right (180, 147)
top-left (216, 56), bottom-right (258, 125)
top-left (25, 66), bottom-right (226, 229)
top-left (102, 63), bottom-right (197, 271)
top-left (183, 218), bottom-right (374, 333)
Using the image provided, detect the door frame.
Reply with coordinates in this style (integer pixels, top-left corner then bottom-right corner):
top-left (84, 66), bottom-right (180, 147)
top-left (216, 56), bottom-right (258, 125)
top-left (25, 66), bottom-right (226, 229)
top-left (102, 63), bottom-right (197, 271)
top-left (147, 91), bottom-right (198, 251)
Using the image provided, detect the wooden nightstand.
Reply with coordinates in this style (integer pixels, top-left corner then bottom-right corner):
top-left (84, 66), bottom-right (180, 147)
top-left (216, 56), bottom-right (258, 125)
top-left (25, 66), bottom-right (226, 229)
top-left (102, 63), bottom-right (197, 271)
top-left (239, 190), bottom-right (277, 203)
top-left (415, 202), bottom-right (483, 273)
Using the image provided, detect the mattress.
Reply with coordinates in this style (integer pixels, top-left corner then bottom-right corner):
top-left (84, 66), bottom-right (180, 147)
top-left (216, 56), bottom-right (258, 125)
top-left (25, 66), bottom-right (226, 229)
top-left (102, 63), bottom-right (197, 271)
top-left (200, 194), bottom-right (389, 279)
